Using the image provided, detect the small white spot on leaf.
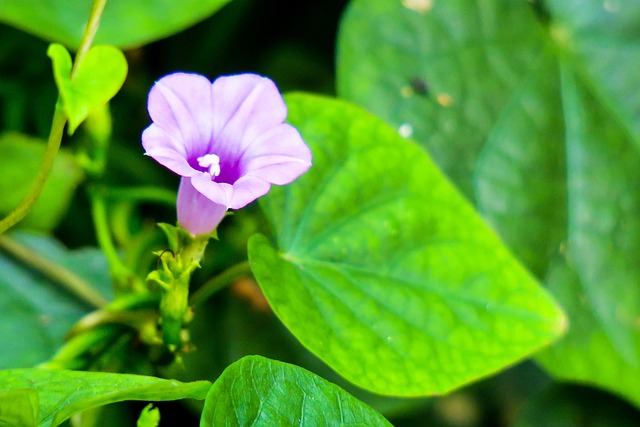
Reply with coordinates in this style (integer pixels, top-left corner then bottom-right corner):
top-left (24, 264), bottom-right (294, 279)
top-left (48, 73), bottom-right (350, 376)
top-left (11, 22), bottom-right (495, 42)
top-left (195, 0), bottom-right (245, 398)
top-left (398, 123), bottom-right (414, 138)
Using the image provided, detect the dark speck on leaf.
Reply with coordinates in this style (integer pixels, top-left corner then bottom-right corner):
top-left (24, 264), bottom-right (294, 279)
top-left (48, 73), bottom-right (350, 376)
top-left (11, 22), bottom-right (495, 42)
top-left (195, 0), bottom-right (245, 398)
top-left (410, 77), bottom-right (429, 96)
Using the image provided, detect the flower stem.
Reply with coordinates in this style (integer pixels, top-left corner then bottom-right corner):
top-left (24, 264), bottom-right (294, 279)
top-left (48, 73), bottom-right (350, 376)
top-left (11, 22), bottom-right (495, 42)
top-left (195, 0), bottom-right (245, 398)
top-left (0, 234), bottom-right (107, 309)
top-left (0, 110), bottom-right (67, 235)
top-left (189, 260), bottom-right (252, 306)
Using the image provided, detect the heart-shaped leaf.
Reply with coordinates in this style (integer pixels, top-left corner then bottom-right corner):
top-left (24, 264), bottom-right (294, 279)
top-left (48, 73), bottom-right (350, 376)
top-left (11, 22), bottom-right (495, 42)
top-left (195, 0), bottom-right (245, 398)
top-left (0, 368), bottom-right (211, 427)
top-left (48, 43), bottom-right (127, 134)
top-left (248, 93), bottom-right (565, 396)
top-left (201, 356), bottom-right (392, 426)
top-left (337, 0), bottom-right (640, 407)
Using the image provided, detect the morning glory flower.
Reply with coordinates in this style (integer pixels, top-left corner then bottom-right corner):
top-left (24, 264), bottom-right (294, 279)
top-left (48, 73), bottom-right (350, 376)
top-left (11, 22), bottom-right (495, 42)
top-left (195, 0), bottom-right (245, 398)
top-left (142, 72), bottom-right (312, 236)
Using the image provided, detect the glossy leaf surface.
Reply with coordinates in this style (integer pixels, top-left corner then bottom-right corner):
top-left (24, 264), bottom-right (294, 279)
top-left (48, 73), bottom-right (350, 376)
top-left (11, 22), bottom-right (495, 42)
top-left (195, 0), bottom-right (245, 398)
top-left (248, 93), bottom-right (565, 396)
top-left (0, 368), bottom-right (210, 427)
top-left (201, 355), bottom-right (391, 426)
top-left (337, 0), bottom-right (640, 407)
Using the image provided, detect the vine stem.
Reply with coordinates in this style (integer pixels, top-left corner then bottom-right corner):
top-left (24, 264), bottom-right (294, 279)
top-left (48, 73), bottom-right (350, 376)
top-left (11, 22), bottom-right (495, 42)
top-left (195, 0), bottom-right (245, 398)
top-left (72, 0), bottom-right (108, 77)
top-left (0, 110), bottom-right (66, 234)
top-left (0, 234), bottom-right (107, 309)
top-left (189, 260), bottom-right (252, 306)
top-left (0, 0), bottom-right (109, 235)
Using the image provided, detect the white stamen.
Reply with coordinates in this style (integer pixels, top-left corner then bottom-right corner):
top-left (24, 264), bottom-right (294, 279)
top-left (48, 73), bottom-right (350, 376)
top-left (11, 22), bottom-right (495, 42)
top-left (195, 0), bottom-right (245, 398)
top-left (197, 153), bottom-right (221, 177)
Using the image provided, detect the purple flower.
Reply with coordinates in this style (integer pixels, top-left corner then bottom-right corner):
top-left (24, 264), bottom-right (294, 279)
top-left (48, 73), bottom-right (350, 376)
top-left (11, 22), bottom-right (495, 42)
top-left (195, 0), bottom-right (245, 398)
top-left (142, 72), bottom-right (312, 236)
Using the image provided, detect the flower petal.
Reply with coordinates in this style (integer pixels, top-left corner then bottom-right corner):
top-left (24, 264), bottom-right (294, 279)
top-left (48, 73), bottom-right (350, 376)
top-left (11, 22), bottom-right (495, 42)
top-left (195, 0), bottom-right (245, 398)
top-left (210, 74), bottom-right (288, 164)
top-left (142, 125), bottom-right (199, 177)
top-left (177, 177), bottom-right (228, 236)
top-left (228, 175), bottom-right (272, 209)
top-left (147, 72), bottom-right (214, 159)
top-left (191, 172), bottom-right (234, 207)
top-left (241, 124), bottom-right (312, 185)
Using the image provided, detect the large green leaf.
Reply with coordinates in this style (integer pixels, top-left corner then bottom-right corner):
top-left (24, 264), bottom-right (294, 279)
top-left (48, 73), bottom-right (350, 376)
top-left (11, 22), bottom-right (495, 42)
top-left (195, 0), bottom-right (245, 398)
top-left (0, 389), bottom-right (39, 427)
top-left (0, 132), bottom-right (84, 231)
top-left (248, 93), bottom-right (565, 396)
top-left (0, 0), bottom-right (231, 49)
top-left (337, 0), bottom-right (546, 197)
top-left (337, 0), bottom-right (640, 407)
top-left (0, 232), bottom-right (112, 369)
top-left (546, 0), bottom-right (640, 146)
top-left (201, 355), bottom-right (391, 426)
top-left (0, 368), bottom-right (210, 427)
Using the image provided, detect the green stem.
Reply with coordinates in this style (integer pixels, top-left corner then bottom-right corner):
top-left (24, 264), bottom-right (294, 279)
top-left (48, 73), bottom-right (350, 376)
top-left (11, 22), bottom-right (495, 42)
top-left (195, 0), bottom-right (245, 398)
top-left (41, 292), bottom-right (160, 369)
top-left (72, 0), bottom-right (107, 76)
top-left (90, 187), bottom-right (144, 293)
top-left (0, 234), bottom-right (107, 309)
top-left (189, 260), bottom-right (252, 306)
top-left (39, 325), bottom-right (123, 370)
top-left (0, 0), bottom-right (108, 235)
top-left (0, 110), bottom-right (66, 235)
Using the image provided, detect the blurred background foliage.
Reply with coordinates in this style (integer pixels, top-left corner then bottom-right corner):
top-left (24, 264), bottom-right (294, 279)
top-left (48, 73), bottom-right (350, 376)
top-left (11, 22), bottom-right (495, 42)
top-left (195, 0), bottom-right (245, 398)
top-left (0, 0), bottom-right (639, 425)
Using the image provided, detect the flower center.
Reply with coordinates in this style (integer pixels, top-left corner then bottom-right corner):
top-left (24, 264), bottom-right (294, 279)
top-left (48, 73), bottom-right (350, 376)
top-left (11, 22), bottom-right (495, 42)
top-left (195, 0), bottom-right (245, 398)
top-left (197, 153), bottom-right (221, 177)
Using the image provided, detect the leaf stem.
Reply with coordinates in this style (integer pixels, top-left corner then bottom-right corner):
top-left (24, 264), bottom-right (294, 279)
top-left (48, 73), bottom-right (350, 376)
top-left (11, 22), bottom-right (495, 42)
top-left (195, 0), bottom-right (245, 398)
top-left (189, 260), bottom-right (252, 306)
top-left (0, 234), bottom-right (107, 309)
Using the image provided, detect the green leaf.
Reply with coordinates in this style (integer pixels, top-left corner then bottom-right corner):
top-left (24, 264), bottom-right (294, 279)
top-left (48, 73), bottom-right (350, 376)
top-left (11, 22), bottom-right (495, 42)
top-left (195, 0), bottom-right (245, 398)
top-left (201, 355), bottom-right (392, 426)
top-left (337, 0), bottom-right (546, 197)
top-left (0, 368), bottom-right (211, 427)
top-left (0, 0), bottom-right (231, 49)
top-left (0, 132), bottom-right (84, 231)
top-left (248, 93), bottom-right (565, 396)
top-left (170, 292), bottom-right (428, 419)
top-left (0, 232), bottom-right (112, 369)
top-left (545, 0), bottom-right (640, 148)
top-left (537, 256), bottom-right (640, 409)
top-left (337, 0), bottom-right (640, 407)
top-left (48, 43), bottom-right (127, 134)
top-left (0, 389), bottom-right (39, 427)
